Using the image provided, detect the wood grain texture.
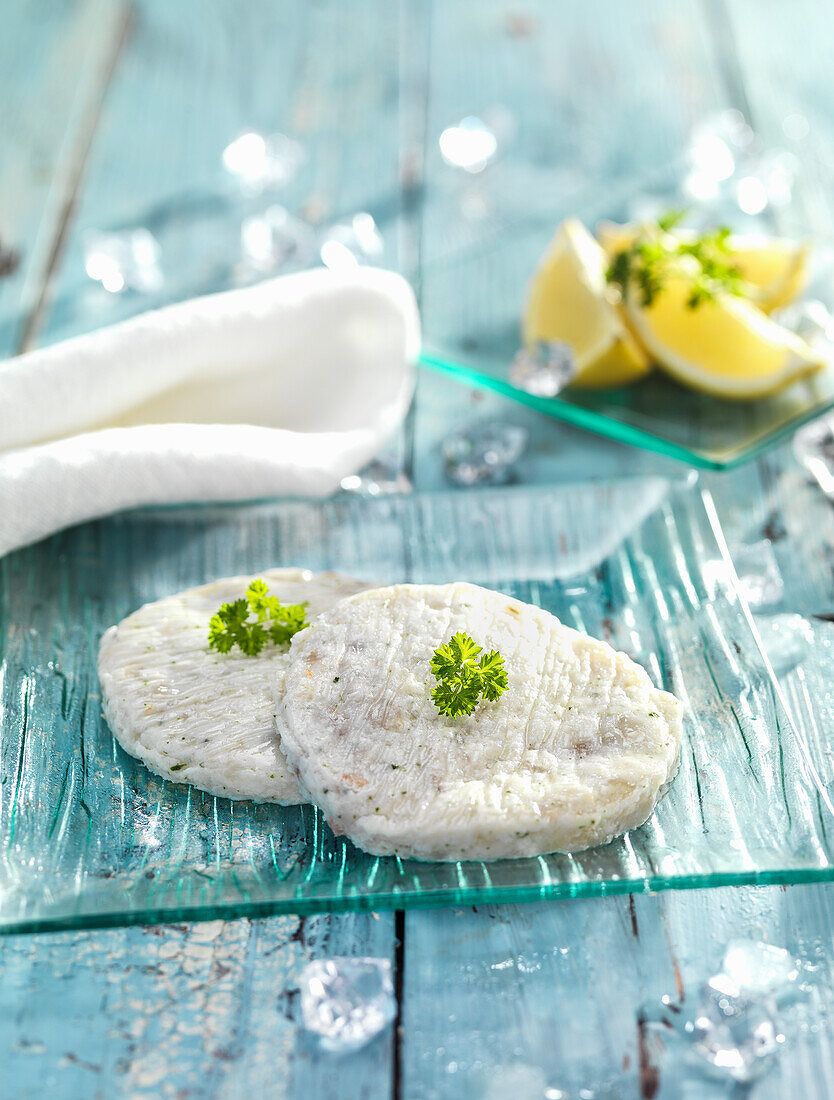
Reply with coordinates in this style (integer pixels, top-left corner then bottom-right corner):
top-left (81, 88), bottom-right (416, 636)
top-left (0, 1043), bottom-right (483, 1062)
top-left (402, 884), bottom-right (834, 1099)
top-left (396, 438), bottom-right (834, 1099)
top-left (0, 0), bottom-right (130, 354)
top-left (721, 0), bottom-right (834, 244)
top-left (1, 912), bottom-right (395, 1099)
top-left (28, 0), bottom-right (423, 346)
top-left (5, 1), bottom-right (834, 1099)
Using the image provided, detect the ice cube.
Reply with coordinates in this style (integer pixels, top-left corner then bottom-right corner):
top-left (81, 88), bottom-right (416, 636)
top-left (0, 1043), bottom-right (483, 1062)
top-left (299, 956), bottom-right (396, 1053)
top-left (443, 419), bottom-right (528, 487)
top-left (510, 342), bottom-right (576, 397)
top-left (84, 229), bottom-right (163, 294)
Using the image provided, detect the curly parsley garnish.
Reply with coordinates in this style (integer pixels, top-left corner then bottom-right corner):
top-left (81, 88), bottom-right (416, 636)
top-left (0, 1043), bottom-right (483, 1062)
top-left (606, 211), bottom-right (744, 310)
top-left (430, 632), bottom-right (507, 718)
top-left (208, 579), bottom-right (309, 656)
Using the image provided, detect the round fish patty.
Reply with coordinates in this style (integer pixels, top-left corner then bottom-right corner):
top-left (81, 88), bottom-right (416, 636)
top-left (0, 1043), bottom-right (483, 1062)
top-left (279, 582), bottom-right (683, 859)
top-left (98, 569), bottom-right (373, 803)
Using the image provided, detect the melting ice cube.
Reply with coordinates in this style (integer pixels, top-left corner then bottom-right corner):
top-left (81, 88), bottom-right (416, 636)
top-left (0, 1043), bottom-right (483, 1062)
top-left (443, 419), bottom-right (528, 487)
top-left (510, 342), bottom-right (577, 397)
top-left (643, 939), bottom-right (807, 1085)
top-left (84, 229), bottom-right (163, 294)
top-left (439, 116), bottom-right (499, 173)
top-left (299, 957), bottom-right (396, 1053)
top-left (222, 131), bottom-right (305, 191)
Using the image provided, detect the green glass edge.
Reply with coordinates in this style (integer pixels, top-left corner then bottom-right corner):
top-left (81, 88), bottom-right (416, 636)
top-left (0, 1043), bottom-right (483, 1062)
top-left (5, 866), bottom-right (834, 935)
top-left (419, 352), bottom-right (834, 471)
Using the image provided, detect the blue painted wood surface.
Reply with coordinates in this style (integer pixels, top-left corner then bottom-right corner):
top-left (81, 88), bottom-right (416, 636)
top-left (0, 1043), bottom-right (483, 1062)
top-left (4, 1), bottom-right (834, 1096)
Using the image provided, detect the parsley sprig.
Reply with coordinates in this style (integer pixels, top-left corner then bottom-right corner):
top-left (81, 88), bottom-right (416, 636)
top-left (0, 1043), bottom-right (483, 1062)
top-left (430, 632), bottom-right (508, 718)
top-left (606, 210), bottom-right (745, 310)
top-left (208, 579), bottom-right (309, 656)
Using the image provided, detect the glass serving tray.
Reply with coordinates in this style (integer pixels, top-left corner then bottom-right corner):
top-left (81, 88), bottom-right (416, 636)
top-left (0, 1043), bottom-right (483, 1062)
top-left (1, 479), bottom-right (832, 934)
top-left (419, 190), bottom-right (834, 471)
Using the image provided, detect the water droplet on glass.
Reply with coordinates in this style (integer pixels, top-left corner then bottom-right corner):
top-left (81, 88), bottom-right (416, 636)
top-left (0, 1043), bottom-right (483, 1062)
top-left (341, 459), bottom-right (411, 497)
top-left (692, 109), bottom-right (755, 158)
top-left (691, 132), bottom-right (737, 182)
top-left (222, 131), bottom-right (305, 192)
top-left (510, 341), bottom-right (577, 397)
top-left (439, 116), bottom-right (499, 173)
top-left (320, 239), bottom-right (359, 271)
top-left (240, 205), bottom-right (316, 273)
top-left (683, 170), bottom-right (721, 203)
top-left (84, 229), bottom-right (163, 294)
top-left (754, 613), bottom-right (813, 675)
top-left (320, 212), bottom-right (384, 270)
top-left (794, 415), bottom-right (834, 496)
top-left (299, 957), bottom-right (395, 1053)
top-left (734, 540), bottom-right (784, 608)
top-left (443, 419), bottom-right (528, 487)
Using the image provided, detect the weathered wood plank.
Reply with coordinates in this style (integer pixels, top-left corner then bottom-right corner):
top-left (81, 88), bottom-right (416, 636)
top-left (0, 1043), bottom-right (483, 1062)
top-left (0, 0), bottom-right (130, 355)
top-left (401, 884), bottom-right (834, 1099)
top-left (1, 912), bottom-right (395, 1099)
top-left (5, 3), bottom-right (834, 1100)
top-left (719, 0), bottom-right (834, 239)
top-left (25, 0), bottom-right (423, 347)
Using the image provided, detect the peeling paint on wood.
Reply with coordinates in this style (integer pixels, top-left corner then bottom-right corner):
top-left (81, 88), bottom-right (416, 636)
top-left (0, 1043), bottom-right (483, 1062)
top-left (7, 1), bottom-right (834, 1098)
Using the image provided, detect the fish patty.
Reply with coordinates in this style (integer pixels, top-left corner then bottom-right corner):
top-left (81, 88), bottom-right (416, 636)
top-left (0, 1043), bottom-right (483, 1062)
top-left (278, 582), bottom-right (682, 858)
top-left (98, 568), bottom-right (373, 802)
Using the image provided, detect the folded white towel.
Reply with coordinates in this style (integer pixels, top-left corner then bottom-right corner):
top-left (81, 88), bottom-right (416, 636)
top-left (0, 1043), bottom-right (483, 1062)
top-left (0, 267), bottom-right (420, 556)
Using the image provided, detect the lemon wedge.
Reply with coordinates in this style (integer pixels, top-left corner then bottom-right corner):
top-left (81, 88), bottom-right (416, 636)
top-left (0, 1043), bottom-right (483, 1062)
top-left (523, 218), bottom-right (650, 389)
top-left (728, 235), bottom-right (809, 312)
top-left (623, 262), bottom-right (824, 400)
top-left (596, 220), bottom-right (809, 312)
top-left (595, 220), bottom-right (646, 258)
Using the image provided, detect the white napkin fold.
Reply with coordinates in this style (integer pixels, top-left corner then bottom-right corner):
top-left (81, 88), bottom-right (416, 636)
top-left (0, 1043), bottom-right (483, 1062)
top-left (0, 267), bottom-right (420, 557)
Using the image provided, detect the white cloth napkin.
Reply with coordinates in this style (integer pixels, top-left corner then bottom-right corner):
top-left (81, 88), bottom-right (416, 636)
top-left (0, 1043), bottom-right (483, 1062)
top-left (0, 267), bottom-right (420, 557)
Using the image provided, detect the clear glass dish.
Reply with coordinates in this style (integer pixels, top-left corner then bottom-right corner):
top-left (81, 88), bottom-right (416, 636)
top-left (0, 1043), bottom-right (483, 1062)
top-left (418, 164), bottom-right (834, 470)
top-left (1, 478), bottom-right (830, 933)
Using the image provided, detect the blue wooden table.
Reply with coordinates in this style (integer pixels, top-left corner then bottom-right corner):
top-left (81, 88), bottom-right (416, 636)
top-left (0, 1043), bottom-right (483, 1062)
top-left (4, 1), bottom-right (834, 1096)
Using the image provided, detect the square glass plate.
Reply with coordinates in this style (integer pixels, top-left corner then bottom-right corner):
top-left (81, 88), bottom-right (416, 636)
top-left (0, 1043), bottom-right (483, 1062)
top-left (418, 187), bottom-right (834, 470)
top-left (2, 478), bottom-right (833, 934)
